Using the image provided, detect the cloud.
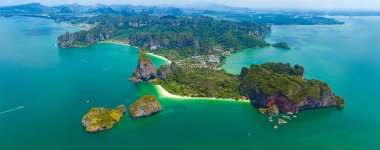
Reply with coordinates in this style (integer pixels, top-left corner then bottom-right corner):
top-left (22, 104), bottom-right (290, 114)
top-left (0, 0), bottom-right (379, 10)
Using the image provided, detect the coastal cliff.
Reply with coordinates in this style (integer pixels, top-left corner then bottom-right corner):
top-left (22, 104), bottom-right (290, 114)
top-left (157, 62), bottom-right (177, 80)
top-left (129, 53), bottom-right (157, 82)
top-left (129, 95), bottom-right (162, 118)
top-left (58, 25), bottom-right (115, 48)
top-left (81, 105), bottom-right (126, 132)
top-left (239, 64), bottom-right (345, 114)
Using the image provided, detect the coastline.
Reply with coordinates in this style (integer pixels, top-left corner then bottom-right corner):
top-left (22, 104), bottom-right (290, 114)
top-left (102, 40), bottom-right (246, 102)
top-left (59, 21), bottom-right (89, 30)
top-left (145, 53), bottom-right (172, 64)
top-left (154, 85), bottom-right (250, 103)
top-left (99, 40), bottom-right (139, 49)
top-left (101, 41), bottom-right (172, 64)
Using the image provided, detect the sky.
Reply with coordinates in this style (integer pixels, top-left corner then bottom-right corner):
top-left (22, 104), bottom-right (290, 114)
top-left (0, 0), bottom-right (379, 10)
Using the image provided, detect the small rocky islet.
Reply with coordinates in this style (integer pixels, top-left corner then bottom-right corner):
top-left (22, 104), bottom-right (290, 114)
top-left (129, 95), bottom-right (162, 118)
top-left (81, 95), bottom-right (162, 132)
top-left (82, 105), bottom-right (126, 132)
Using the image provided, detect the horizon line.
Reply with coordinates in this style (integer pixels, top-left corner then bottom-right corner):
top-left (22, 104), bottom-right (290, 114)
top-left (1, 2), bottom-right (380, 12)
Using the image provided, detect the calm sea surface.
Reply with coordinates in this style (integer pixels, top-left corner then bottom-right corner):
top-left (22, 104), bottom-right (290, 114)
top-left (0, 16), bottom-right (379, 150)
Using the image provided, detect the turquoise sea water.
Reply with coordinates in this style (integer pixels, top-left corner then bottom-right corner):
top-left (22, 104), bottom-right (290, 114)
top-left (0, 16), bottom-right (379, 149)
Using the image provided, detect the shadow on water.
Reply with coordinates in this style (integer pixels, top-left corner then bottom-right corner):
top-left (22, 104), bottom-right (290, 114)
top-left (22, 27), bottom-right (65, 36)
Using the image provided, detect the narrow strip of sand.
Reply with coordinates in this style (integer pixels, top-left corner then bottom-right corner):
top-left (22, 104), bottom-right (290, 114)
top-left (145, 53), bottom-right (172, 64)
top-left (100, 41), bottom-right (172, 64)
top-left (154, 85), bottom-right (250, 103)
top-left (99, 41), bottom-right (138, 48)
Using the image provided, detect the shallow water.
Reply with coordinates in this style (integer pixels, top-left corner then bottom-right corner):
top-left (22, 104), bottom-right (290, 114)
top-left (0, 16), bottom-right (379, 150)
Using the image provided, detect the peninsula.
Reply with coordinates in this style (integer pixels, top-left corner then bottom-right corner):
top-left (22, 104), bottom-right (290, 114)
top-left (130, 53), bottom-right (345, 115)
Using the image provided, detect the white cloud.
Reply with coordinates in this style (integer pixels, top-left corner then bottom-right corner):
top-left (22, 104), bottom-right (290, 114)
top-left (0, 0), bottom-right (379, 10)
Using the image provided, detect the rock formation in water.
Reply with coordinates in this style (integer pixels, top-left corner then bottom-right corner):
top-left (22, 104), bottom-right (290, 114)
top-left (129, 53), bottom-right (157, 82)
top-left (272, 42), bottom-right (290, 49)
top-left (239, 63), bottom-right (345, 114)
top-left (259, 105), bottom-right (279, 116)
top-left (81, 105), bottom-right (126, 132)
top-left (129, 95), bottom-right (162, 118)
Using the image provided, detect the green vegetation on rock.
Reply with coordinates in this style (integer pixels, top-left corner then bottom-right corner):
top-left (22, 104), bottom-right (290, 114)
top-left (260, 62), bottom-right (304, 78)
top-left (157, 66), bottom-right (241, 99)
top-left (334, 96), bottom-right (345, 109)
top-left (240, 64), bottom-right (330, 102)
top-left (259, 105), bottom-right (279, 116)
top-left (129, 95), bottom-right (162, 118)
top-left (81, 105), bottom-right (126, 132)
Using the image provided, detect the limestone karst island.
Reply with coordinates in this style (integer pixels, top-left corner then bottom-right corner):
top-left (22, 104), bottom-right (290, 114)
top-left (2, 0), bottom-right (380, 149)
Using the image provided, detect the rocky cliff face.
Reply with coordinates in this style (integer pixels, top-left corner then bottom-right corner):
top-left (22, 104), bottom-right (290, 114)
top-left (129, 33), bottom-right (200, 50)
top-left (157, 65), bottom-right (171, 80)
top-left (129, 95), bottom-right (162, 118)
top-left (57, 32), bottom-right (76, 48)
top-left (157, 62), bottom-right (177, 80)
top-left (58, 26), bottom-right (115, 48)
top-left (129, 53), bottom-right (157, 82)
top-left (247, 89), bottom-right (344, 114)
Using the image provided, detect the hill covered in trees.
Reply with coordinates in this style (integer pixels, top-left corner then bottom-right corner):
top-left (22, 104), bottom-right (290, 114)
top-left (58, 14), bottom-right (270, 67)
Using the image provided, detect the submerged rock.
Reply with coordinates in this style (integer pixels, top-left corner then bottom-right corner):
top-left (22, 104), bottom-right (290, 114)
top-left (129, 53), bottom-right (156, 82)
top-left (278, 119), bottom-right (288, 124)
top-left (129, 95), bottom-right (162, 118)
top-left (82, 105), bottom-right (126, 132)
top-left (272, 42), bottom-right (290, 49)
top-left (282, 115), bottom-right (292, 120)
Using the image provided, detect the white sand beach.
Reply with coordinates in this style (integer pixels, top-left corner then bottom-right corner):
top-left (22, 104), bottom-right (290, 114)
top-left (154, 85), bottom-right (250, 103)
top-left (145, 53), bottom-right (172, 64)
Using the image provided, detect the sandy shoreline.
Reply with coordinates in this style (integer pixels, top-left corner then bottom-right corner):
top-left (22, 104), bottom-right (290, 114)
top-left (99, 41), bottom-right (139, 48)
top-left (100, 41), bottom-right (172, 64)
top-left (154, 85), bottom-right (250, 103)
top-left (145, 53), bottom-right (172, 64)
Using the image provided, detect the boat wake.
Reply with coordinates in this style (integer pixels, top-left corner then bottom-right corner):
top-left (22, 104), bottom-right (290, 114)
top-left (102, 67), bottom-right (111, 72)
top-left (0, 106), bottom-right (25, 115)
top-left (80, 59), bottom-right (89, 63)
